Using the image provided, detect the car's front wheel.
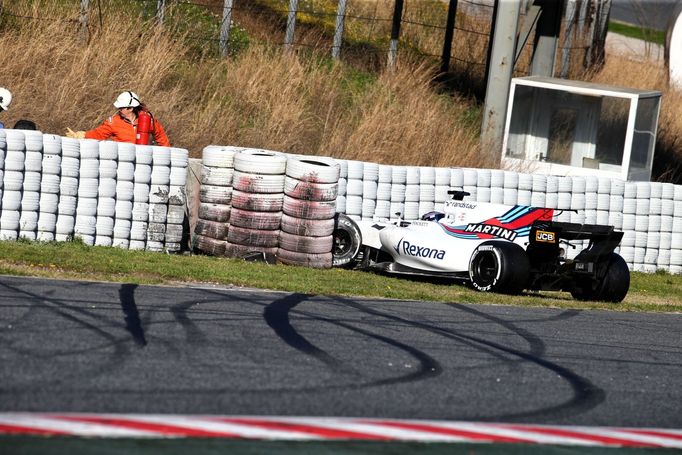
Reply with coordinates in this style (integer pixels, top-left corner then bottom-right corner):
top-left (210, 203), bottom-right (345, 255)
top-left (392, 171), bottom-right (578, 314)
top-left (468, 241), bottom-right (530, 295)
top-left (332, 213), bottom-right (362, 268)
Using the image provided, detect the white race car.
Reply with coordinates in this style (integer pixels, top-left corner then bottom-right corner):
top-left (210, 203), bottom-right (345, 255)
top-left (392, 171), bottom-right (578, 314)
top-left (332, 191), bottom-right (630, 302)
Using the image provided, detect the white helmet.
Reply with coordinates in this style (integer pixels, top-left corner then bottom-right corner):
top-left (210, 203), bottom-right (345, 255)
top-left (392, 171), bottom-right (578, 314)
top-left (0, 87), bottom-right (12, 111)
top-left (113, 91), bottom-right (141, 109)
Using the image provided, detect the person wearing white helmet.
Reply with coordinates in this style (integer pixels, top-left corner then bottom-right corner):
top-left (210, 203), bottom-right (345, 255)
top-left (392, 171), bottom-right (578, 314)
top-left (0, 87), bottom-right (12, 129)
top-left (66, 91), bottom-right (170, 146)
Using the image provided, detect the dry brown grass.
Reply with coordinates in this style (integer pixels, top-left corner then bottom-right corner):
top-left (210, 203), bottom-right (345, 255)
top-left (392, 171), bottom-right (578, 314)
top-left (0, 2), bottom-right (485, 168)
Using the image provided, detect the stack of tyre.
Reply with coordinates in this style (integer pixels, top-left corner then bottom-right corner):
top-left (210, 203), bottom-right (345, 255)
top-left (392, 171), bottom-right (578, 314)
top-left (343, 160), bottom-right (363, 220)
top-left (277, 155), bottom-right (340, 268)
top-left (225, 149), bottom-right (286, 258)
top-left (194, 145), bottom-right (237, 256)
top-left (56, 138), bottom-right (80, 242)
top-left (165, 147), bottom-right (189, 252)
top-left (112, 143), bottom-right (136, 249)
top-left (0, 130), bottom-right (26, 240)
top-left (37, 134), bottom-right (62, 241)
top-left (95, 140), bottom-right (118, 247)
top-left (74, 139), bottom-right (100, 245)
top-left (19, 130), bottom-right (44, 240)
top-left (146, 147), bottom-right (171, 252)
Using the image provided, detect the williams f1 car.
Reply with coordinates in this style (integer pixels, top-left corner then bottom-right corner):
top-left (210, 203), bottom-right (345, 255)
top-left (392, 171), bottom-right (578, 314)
top-left (332, 191), bottom-right (629, 302)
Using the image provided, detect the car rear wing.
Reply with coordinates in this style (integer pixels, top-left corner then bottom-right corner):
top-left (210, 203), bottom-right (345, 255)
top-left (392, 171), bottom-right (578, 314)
top-left (529, 221), bottom-right (623, 263)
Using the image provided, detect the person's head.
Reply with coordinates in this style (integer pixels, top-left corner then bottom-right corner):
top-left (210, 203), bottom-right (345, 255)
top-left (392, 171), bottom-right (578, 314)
top-left (113, 91), bottom-right (144, 119)
top-left (0, 87), bottom-right (12, 112)
top-left (13, 119), bottom-right (37, 130)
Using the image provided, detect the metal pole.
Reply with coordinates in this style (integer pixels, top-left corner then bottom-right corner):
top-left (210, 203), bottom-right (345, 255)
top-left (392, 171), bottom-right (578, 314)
top-left (482, 0), bottom-right (499, 93)
top-left (220, 0), bottom-right (234, 58)
top-left (156, 0), bottom-right (166, 25)
top-left (332, 0), bottom-right (348, 59)
top-left (530, 0), bottom-right (563, 76)
top-left (387, 0), bottom-right (404, 69)
top-left (285, 0), bottom-right (299, 52)
top-left (480, 0), bottom-right (522, 161)
top-left (79, 0), bottom-right (90, 42)
top-left (440, 0), bottom-right (458, 75)
top-left (560, 0), bottom-right (577, 78)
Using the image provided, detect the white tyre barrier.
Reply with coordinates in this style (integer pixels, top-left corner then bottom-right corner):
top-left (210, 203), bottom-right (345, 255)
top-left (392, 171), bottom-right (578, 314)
top-left (25, 151), bottom-right (43, 172)
top-left (77, 178), bottom-right (98, 198)
top-left (234, 149), bottom-right (286, 175)
top-left (133, 184), bottom-right (151, 203)
top-left (282, 196), bottom-right (336, 220)
top-left (490, 169), bottom-right (505, 188)
top-left (202, 145), bottom-right (240, 168)
top-left (232, 171), bottom-right (285, 194)
top-left (419, 185), bottom-right (435, 202)
top-left (98, 141), bottom-right (118, 160)
top-left (403, 201), bottom-right (419, 220)
top-left (376, 182), bottom-right (392, 201)
top-left (650, 198), bottom-right (662, 215)
top-left (19, 211), bottom-right (38, 231)
top-left (286, 156), bottom-right (340, 183)
top-left (518, 173), bottom-right (533, 191)
top-left (200, 185), bottom-right (233, 204)
top-left (346, 160), bottom-right (363, 180)
top-left (475, 187), bottom-right (492, 203)
top-left (37, 231), bottom-right (55, 242)
top-left (4, 130), bottom-right (25, 150)
top-left (530, 192), bottom-right (546, 207)
top-left (378, 165), bottom-right (393, 183)
top-left (23, 172), bottom-right (41, 192)
top-left (166, 205), bottom-right (185, 225)
top-left (151, 147), bottom-right (171, 167)
top-left (134, 164), bottom-right (152, 184)
top-left (98, 178), bottom-right (117, 198)
top-left (390, 184), bottom-right (406, 202)
top-left (419, 167), bottom-right (435, 185)
top-left (1, 209), bottom-right (21, 231)
top-left (404, 184), bottom-right (420, 202)
top-left (165, 224), bottom-right (184, 243)
top-left (224, 242), bottom-right (278, 258)
top-left (375, 200), bottom-right (391, 219)
top-left (230, 208), bottom-right (282, 230)
top-left (4, 151), bottom-right (25, 171)
top-left (345, 195), bottom-right (362, 216)
top-left (60, 156), bottom-right (80, 178)
top-left (130, 221), bottom-right (148, 241)
top-left (278, 231), bottom-right (333, 254)
top-left (117, 162), bottom-right (135, 182)
top-left (362, 162), bottom-right (379, 182)
top-left (95, 216), bottom-right (115, 237)
top-left (40, 174), bottom-right (60, 194)
top-left (361, 199), bottom-right (376, 219)
top-left (284, 176), bottom-right (338, 202)
top-left (405, 167), bottom-right (420, 185)
top-left (346, 179), bottom-right (363, 196)
top-left (517, 190), bottom-right (532, 206)
top-left (201, 165), bottom-right (234, 186)
top-left (227, 226), bottom-right (279, 248)
top-left (490, 187), bottom-right (504, 204)
top-left (391, 166), bottom-right (407, 184)
top-left (39, 193), bottom-right (59, 213)
top-left (151, 166), bottom-right (171, 186)
top-left (335, 195), bottom-right (346, 213)
top-left (118, 143), bottom-right (136, 162)
top-left (135, 146), bottom-right (153, 165)
top-left (418, 201), bottom-right (435, 215)
top-left (132, 203), bottom-right (150, 222)
top-left (362, 180), bottom-right (378, 200)
top-left (149, 204), bottom-right (168, 224)
top-left (503, 189), bottom-right (519, 206)
top-left (149, 185), bottom-right (170, 204)
top-left (1, 191), bottom-right (22, 211)
top-left (97, 197), bottom-right (116, 217)
top-left (169, 167), bottom-right (187, 187)
top-left (21, 191), bottom-right (40, 212)
top-left (463, 168), bottom-right (478, 187)
top-left (116, 181), bottom-right (134, 201)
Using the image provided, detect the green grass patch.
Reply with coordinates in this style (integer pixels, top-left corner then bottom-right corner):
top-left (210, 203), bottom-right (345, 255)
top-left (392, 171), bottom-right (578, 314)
top-left (608, 21), bottom-right (666, 46)
top-left (0, 240), bottom-right (679, 313)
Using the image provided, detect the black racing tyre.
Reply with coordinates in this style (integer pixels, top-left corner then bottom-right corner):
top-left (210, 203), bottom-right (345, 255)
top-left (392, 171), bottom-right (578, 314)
top-left (468, 241), bottom-right (530, 295)
top-left (570, 253), bottom-right (630, 303)
top-left (332, 213), bottom-right (362, 268)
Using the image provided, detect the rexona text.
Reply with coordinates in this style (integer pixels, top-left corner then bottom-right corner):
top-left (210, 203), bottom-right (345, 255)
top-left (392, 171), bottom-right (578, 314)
top-left (394, 238), bottom-right (446, 260)
top-left (464, 223), bottom-right (517, 241)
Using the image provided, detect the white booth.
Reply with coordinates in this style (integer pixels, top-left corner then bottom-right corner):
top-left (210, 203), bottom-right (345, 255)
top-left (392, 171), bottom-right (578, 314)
top-left (502, 76), bottom-right (662, 181)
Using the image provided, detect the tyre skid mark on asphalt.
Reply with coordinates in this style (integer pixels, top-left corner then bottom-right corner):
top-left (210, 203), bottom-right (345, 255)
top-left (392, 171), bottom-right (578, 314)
top-left (0, 413), bottom-right (680, 448)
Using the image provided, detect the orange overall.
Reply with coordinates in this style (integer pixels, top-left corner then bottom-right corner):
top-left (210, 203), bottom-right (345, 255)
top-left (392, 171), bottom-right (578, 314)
top-left (85, 112), bottom-right (170, 146)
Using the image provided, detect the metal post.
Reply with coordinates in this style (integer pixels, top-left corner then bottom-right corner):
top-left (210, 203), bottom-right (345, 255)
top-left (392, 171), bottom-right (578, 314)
top-left (387, 0), bottom-right (404, 69)
top-left (530, 0), bottom-right (563, 76)
top-left (440, 0), bottom-right (458, 75)
top-left (79, 0), bottom-right (90, 42)
top-left (483, 0), bottom-right (499, 93)
top-left (332, 0), bottom-right (348, 59)
top-left (560, 0), bottom-right (577, 78)
top-left (481, 0), bottom-right (522, 161)
top-left (285, 0), bottom-right (299, 52)
top-left (220, 0), bottom-right (234, 57)
top-left (156, 0), bottom-right (166, 25)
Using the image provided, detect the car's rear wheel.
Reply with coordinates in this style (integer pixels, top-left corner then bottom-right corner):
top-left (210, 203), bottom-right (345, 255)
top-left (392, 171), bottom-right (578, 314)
top-left (469, 241), bottom-right (530, 295)
top-left (571, 253), bottom-right (630, 303)
top-left (332, 213), bottom-right (362, 268)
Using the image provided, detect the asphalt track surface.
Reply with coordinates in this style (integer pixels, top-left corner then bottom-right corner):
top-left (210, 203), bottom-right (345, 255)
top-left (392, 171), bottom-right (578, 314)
top-left (0, 275), bottom-right (681, 453)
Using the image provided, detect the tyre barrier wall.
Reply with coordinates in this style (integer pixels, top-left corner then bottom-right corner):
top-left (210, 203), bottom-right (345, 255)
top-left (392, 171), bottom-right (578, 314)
top-left (192, 147), bottom-right (340, 268)
top-left (0, 129), bottom-right (189, 252)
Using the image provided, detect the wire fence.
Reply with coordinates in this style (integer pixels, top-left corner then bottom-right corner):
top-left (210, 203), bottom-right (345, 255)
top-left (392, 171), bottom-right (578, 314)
top-left (0, 0), bottom-right (610, 83)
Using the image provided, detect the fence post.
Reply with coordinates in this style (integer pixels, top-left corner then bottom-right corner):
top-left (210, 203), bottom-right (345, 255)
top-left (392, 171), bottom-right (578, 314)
top-left (440, 0), bottom-right (458, 75)
top-left (156, 0), bottom-right (166, 25)
top-left (285, 0), bottom-right (299, 52)
top-left (332, 0), bottom-right (348, 59)
top-left (220, 0), bottom-right (235, 57)
top-left (560, 0), bottom-right (577, 78)
top-left (387, 0), bottom-right (404, 69)
top-left (530, 0), bottom-right (563, 76)
top-left (79, 0), bottom-right (90, 42)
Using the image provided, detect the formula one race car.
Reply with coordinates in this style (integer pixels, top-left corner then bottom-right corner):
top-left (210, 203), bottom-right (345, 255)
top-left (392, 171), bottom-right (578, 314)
top-left (332, 191), bottom-right (630, 302)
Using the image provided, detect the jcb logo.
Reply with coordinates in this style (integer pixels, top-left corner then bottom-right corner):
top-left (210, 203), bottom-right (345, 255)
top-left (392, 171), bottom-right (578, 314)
top-left (535, 230), bottom-right (556, 243)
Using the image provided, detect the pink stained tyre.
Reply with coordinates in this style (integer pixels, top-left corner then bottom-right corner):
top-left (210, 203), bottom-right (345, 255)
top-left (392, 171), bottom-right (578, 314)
top-left (227, 226), bottom-right (280, 248)
top-left (282, 195), bottom-right (336, 220)
top-left (232, 171), bottom-right (285, 194)
top-left (194, 219), bottom-right (229, 240)
top-left (198, 203), bottom-right (231, 223)
top-left (231, 190), bottom-right (284, 212)
top-left (224, 242), bottom-right (278, 259)
top-left (276, 248), bottom-right (332, 269)
top-left (278, 231), bottom-right (333, 254)
top-left (280, 213), bottom-right (335, 237)
top-left (284, 176), bottom-right (338, 201)
top-left (229, 208), bottom-right (282, 230)
top-left (195, 234), bottom-right (227, 256)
